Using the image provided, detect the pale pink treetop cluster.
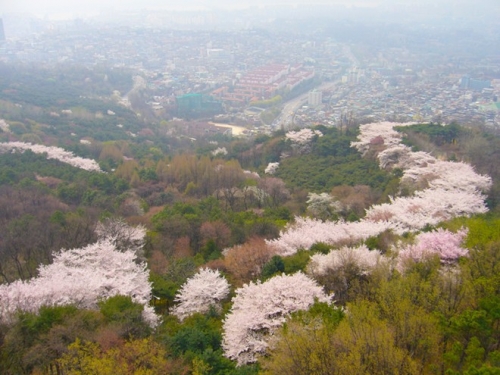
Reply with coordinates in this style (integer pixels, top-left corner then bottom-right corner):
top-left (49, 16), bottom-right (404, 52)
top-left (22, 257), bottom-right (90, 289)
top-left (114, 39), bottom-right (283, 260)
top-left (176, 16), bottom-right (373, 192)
top-left (306, 192), bottom-right (343, 220)
top-left (267, 217), bottom-right (390, 256)
top-left (269, 122), bottom-right (491, 254)
top-left (285, 128), bottom-right (323, 145)
top-left (222, 272), bottom-right (332, 365)
top-left (402, 160), bottom-right (492, 194)
top-left (0, 239), bottom-right (158, 327)
top-left (359, 122), bottom-right (490, 233)
top-left (0, 142), bottom-right (103, 172)
top-left (172, 268), bottom-right (230, 321)
top-left (0, 119), bottom-right (9, 132)
top-left (308, 245), bottom-right (384, 276)
top-left (351, 121), bottom-right (413, 156)
top-left (377, 144), bottom-right (436, 170)
top-left (95, 217), bottom-right (147, 256)
top-left (352, 122), bottom-right (491, 194)
top-left (243, 170), bottom-right (261, 179)
top-left (397, 228), bottom-right (468, 271)
top-left (211, 147), bottom-right (228, 156)
top-left (365, 188), bottom-right (488, 234)
top-left (285, 128), bottom-right (323, 154)
top-left (264, 162), bottom-right (279, 175)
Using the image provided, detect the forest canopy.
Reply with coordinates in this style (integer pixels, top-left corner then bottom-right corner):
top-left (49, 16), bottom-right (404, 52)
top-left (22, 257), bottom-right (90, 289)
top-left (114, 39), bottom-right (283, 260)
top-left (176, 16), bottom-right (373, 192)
top-left (1, 66), bottom-right (500, 374)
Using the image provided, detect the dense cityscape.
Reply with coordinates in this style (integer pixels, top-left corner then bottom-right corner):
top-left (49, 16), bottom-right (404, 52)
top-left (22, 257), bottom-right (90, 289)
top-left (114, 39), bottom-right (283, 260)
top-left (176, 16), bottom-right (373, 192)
top-left (1, 2), bottom-right (499, 136)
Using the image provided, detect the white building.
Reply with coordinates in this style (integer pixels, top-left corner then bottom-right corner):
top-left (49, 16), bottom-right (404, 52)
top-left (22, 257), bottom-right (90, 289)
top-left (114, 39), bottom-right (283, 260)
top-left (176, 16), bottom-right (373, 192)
top-left (308, 90), bottom-right (322, 107)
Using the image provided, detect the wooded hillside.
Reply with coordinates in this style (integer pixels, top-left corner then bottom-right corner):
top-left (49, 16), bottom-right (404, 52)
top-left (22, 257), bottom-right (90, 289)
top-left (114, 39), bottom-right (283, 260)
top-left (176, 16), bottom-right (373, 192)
top-left (1, 68), bottom-right (500, 374)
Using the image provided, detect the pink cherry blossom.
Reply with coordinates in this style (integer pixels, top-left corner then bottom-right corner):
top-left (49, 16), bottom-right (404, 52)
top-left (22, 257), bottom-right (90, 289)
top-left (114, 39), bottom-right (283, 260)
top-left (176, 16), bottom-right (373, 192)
top-left (222, 272), bottom-right (332, 365)
top-left (397, 228), bottom-right (468, 271)
top-left (351, 121), bottom-right (414, 156)
top-left (269, 122), bottom-right (491, 255)
top-left (308, 245), bottom-right (384, 276)
top-left (0, 239), bottom-right (158, 327)
top-left (365, 188), bottom-right (488, 234)
top-left (285, 128), bottom-right (323, 154)
top-left (0, 142), bottom-right (103, 172)
top-left (266, 217), bottom-right (390, 256)
top-left (402, 160), bottom-right (491, 194)
top-left (264, 162), bottom-right (279, 175)
top-left (172, 268), bottom-right (230, 321)
top-left (285, 128), bottom-right (323, 145)
top-left (96, 217), bottom-right (147, 256)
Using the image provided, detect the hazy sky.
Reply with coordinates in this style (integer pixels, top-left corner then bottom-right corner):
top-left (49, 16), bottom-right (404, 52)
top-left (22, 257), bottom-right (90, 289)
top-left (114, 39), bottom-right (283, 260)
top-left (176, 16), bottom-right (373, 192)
top-left (2, 0), bottom-right (499, 23)
top-left (2, 0), bottom-right (383, 15)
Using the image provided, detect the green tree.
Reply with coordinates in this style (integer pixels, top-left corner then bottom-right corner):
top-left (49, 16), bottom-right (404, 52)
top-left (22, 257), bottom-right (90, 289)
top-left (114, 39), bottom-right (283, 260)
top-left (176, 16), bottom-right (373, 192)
top-left (99, 296), bottom-right (151, 339)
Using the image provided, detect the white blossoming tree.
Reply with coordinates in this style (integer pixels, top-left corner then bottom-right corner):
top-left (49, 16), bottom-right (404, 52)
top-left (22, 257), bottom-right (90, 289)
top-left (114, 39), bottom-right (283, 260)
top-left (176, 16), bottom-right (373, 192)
top-left (264, 162), bottom-right (279, 175)
top-left (285, 128), bottom-right (323, 155)
top-left (0, 239), bottom-right (159, 327)
top-left (268, 122), bottom-right (491, 255)
top-left (351, 121), bottom-right (411, 156)
top-left (222, 272), bottom-right (332, 365)
top-left (397, 228), bottom-right (468, 271)
top-left (0, 142), bottom-right (103, 172)
top-left (267, 217), bottom-right (390, 256)
top-left (172, 268), bottom-right (230, 321)
top-left (307, 245), bottom-right (386, 304)
top-left (307, 192), bottom-right (343, 220)
top-left (364, 188), bottom-right (489, 234)
top-left (95, 217), bottom-right (147, 257)
top-left (211, 147), bottom-right (228, 156)
top-left (308, 245), bottom-right (384, 277)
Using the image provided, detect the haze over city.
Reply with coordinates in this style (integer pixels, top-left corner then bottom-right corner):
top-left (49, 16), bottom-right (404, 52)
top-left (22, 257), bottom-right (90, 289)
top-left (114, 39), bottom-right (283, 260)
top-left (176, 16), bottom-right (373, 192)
top-left (3, 0), bottom-right (500, 23)
top-left (1, 0), bottom-right (499, 129)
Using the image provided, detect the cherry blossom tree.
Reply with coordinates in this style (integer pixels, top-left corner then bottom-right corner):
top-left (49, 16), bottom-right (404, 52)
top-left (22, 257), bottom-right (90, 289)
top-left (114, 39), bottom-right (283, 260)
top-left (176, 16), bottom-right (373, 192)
top-left (376, 144), bottom-right (438, 170)
top-left (268, 121), bottom-right (491, 255)
top-left (0, 239), bottom-right (158, 327)
top-left (357, 122), bottom-right (490, 233)
top-left (222, 272), bottom-right (332, 365)
top-left (364, 188), bottom-right (488, 234)
top-left (306, 192), bottom-right (342, 220)
top-left (267, 217), bottom-right (390, 256)
top-left (172, 268), bottom-right (230, 321)
top-left (285, 128), bottom-right (323, 145)
top-left (0, 119), bottom-right (10, 132)
top-left (354, 122), bottom-right (491, 195)
top-left (95, 217), bottom-right (147, 257)
top-left (0, 142), bottom-right (103, 172)
top-left (307, 244), bottom-right (388, 304)
top-left (351, 121), bottom-right (412, 156)
top-left (264, 162), bottom-right (279, 175)
top-left (211, 147), bottom-right (228, 156)
top-left (401, 160), bottom-right (492, 194)
top-left (243, 170), bottom-right (261, 179)
top-left (308, 245), bottom-right (384, 277)
top-left (285, 128), bottom-right (323, 154)
top-left (397, 228), bottom-right (468, 271)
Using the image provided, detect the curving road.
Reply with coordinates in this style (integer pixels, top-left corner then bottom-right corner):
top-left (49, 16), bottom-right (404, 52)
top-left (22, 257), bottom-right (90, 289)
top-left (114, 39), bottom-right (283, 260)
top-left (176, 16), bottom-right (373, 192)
top-left (273, 80), bottom-right (340, 131)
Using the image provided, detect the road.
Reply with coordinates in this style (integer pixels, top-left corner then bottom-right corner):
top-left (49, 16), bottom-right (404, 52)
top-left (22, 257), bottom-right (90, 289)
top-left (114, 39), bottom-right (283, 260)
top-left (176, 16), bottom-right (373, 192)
top-left (343, 45), bottom-right (360, 67)
top-left (273, 80), bottom-right (341, 131)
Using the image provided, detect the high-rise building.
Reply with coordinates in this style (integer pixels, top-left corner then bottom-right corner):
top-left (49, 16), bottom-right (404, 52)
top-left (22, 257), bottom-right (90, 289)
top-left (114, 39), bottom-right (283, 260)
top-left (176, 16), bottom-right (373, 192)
top-left (176, 93), bottom-right (222, 119)
top-left (0, 19), bottom-right (5, 41)
top-left (460, 75), bottom-right (491, 91)
top-left (308, 90), bottom-right (322, 107)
